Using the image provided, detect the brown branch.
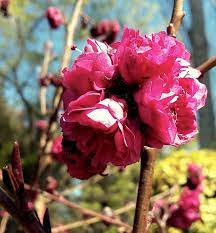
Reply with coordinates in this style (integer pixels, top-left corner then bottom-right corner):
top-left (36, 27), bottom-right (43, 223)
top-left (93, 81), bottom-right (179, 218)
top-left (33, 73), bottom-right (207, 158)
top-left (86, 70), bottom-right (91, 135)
top-left (32, 0), bottom-right (84, 184)
top-left (197, 56), bottom-right (216, 75)
top-left (39, 41), bottom-right (53, 116)
top-left (51, 185), bottom-right (178, 233)
top-left (52, 202), bottom-right (134, 233)
top-left (0, 187), bottom-right (45, 233)
top-left (132, 148), bottom-right (157, 233)
top-left (24, 184), bottom-right (131, 231)
top-left (0, 212), bottom-right (9, 233)
top-left (62, 176), bottom-right (103, 196)
top-left (167, 0), bottom-right (185, 36)
top-left (53, 0), bottom-right (84, 109)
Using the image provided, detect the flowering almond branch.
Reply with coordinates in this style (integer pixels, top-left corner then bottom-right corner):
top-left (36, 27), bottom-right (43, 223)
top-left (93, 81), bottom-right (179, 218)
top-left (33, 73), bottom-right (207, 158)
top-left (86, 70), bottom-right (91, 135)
top-left (133, 1), bottom-right (188, 232)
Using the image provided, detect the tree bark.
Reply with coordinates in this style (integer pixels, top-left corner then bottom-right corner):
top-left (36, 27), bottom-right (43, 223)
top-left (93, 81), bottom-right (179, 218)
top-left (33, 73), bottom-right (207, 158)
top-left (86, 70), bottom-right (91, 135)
top-left (188, 0), bottom-right (216, 148)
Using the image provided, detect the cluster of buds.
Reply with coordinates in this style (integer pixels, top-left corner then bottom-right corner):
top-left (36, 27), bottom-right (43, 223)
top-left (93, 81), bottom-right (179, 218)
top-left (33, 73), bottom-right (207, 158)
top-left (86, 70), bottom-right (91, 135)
top-left (80, 15), bottom-right (120, 44)
top-left (153, 163), bottom-right (204, 230)
top-left (45, 6), bottom-right (64, 29)
top-left (39, 74), bottom-right (63, 87)
top-left (90, 19), bottom-right (120, 44)
top-left (36, 120), bottom-right (48, 131)
top-left (0, 0), bottom-right (9, 17)
top-left (1, 142), bottom-right (51, 232)
top-left (52, 27), bottom-right (207, 180)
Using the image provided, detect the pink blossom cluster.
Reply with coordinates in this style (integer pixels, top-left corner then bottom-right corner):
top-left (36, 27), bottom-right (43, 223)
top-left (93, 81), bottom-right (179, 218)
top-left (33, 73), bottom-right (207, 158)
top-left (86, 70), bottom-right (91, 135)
top-left (153, 163), bottom-right (204, 230)
top-left (0, 0), bottom-right (9, 16)
top-left (167, 187), bottom-right (201, 229)
top-left (90, 19), bottom-right (120, 44)
top-left (56, 27), bottom-right (206, 179)
top-left (36, 120), bottom-right (48, 131)
top-left (45, 6), bottom-right (64, 29)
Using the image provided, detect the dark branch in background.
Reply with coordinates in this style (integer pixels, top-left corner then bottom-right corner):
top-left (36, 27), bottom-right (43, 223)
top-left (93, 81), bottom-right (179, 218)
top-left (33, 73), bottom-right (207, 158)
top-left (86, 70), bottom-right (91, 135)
top-left (0, 143), bottom-right (48, 233)
top-left (0, 187), bottom-right (45, 233)
top-left (167, 0), bottom-right (185, 36)
top-left (197, 56), bottom-right (216, 75)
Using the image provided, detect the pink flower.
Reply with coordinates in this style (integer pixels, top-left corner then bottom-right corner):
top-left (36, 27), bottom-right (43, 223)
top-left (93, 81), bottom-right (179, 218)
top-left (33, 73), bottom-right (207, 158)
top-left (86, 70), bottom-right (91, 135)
top-left (90, 19), bottom-right (120, 44)
top-left (45, 6), bottom-right (64, 29)
top-left (62, 39), bottom-right (116, 97)
top-left (168, 187), bottom-right (201, 229)
top-left (113, 27), bottom-right (190, 84)
top-left (134, 61), bottom-right (207, 148)
top-left (51, 136), bottom-right (63, 162)
top-left (0, 0), bottom-right (9, 16)
top-left (61, 144), bottom-right (106, 180)
top-left (187, 163), bottom-right (204, 190)
top-left (60, 91), bottom-right (143, 178)
top-left (36, 120), bottom-right (48, 131)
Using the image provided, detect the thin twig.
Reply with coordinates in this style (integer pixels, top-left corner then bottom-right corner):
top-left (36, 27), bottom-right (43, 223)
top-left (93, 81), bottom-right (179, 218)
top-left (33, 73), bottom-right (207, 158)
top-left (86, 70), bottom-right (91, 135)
top-left (62, 176), bottom-right (103, 196)
top-left (0, 213), bottom-right (9, 233)
top-left (33, 0), bottom-right (84, 184)
top-left (197, 56), bottom-right (216, 75)
top-left (167, 0), bottom-right (185, 36)
top-left (132, 148), bottom-right (157, 233)
top-left (24, 184), bottom-right (131, 230)
top-left (51, 185), bottom-right (178, 233)
top-left (39, 41), bottom-right (53, 116)
top-left (52, 202), bottom-right (134, 232)
top-left (53, 0), bottom-right (84, 109)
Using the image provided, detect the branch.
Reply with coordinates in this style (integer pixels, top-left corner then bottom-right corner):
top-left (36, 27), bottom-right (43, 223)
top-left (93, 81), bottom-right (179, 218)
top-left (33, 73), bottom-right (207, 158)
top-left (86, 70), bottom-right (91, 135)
top-left (167, 0), bottom-right (185, 36)
top-left (32, 0), bottom-right (84, 184)
top-left (52, 202), bottom-right (134, 233)
top-left (24, 184), bottom-right (131, 231)
top-left (0, 212), bottom-right (9, 233)
top-left (197, 56), bottom-right (216, 75)
top-left (51, 185), bottom-right (179, 233)
top-left (39, 41), bottom-right (53, 115)
top-left (53, 0), bottom-right (84, 109)
top-left (132, 148), bottom-right (157, 233)
top-left (0, 187), bottom-right (45, 233)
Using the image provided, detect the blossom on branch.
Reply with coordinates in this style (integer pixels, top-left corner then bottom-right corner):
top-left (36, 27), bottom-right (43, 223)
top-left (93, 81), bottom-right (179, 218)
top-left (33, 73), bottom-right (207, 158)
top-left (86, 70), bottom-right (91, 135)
top-left (45, 6), bottom-right (64, 29)
top-left (90, 19), bottom-right (120, 44)
top-left (0, 0), bottom-right (9, 17)
top-left (59, 27), bottom-right (207, 179)
top-left (63, 39), bottom-right (117, 96)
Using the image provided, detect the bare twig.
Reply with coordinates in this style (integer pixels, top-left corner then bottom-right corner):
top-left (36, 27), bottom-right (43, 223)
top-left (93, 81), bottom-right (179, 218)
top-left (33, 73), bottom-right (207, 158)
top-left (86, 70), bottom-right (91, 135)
top-left (0, 213), bottom-right (9, 233)
top-left (33, 0), bottom-right (84, 184)
top-left (167, 0), bottom-right (185, 36)
top-left (132, 148), bottom-right (157, 233)
top-left (53, 0), bottom-right (84, 109)
top-left (39, 41), bottom-right (53, 116)
top-left (52, 202), bottom-right (135, 233)
top-left (62, 176), bottom-right (103, 196)
top-left (197, 56), bottom-right (216, 75)
top-left (51, 185), bottom-right (179, 233)
top-left (24, 184), bottom-right (131, 230)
